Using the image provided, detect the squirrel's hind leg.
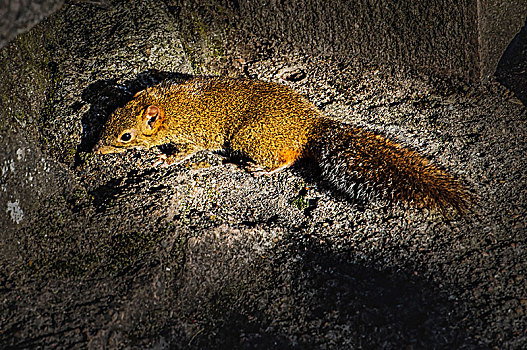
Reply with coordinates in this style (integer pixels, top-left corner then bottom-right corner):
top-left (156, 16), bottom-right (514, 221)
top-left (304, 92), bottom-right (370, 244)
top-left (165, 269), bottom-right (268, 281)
top-left (245, 150), bottom-right (301, 176)
top-left (245, 147), bottom-right (303, 176)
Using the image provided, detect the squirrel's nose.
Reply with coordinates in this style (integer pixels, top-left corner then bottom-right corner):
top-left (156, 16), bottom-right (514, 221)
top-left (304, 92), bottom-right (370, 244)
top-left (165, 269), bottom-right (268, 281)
top-left (92, 141), bottom-right (103, 154)
top-left (92, 142), bottom-right (125, 154)
top-left (92, 142), bottom-right (113, 154)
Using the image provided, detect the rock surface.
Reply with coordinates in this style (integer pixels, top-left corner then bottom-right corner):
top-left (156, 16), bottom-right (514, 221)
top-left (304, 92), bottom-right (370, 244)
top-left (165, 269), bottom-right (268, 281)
top-left (1, 1), bottom-right (526, 349)
top-left (0, 0), bottom-right (65, 48)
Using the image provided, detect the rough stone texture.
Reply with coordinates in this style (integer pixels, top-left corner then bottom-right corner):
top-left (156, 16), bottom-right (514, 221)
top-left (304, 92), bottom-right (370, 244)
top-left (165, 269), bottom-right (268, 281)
top-left (1, 0), bottom-right (527, 349)
top-left (126, 0), bottom-right (527, 81)
top-left (168, 0), bottom-right (480, 80)
top-left (0, 0), bottom-right (65, 48)
top-left (2, 0), bottom-right (526, 81)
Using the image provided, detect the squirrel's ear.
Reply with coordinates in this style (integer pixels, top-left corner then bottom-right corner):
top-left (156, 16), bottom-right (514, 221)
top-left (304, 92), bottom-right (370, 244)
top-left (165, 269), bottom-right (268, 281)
top-left (141, 105), bottom-right (164, 135)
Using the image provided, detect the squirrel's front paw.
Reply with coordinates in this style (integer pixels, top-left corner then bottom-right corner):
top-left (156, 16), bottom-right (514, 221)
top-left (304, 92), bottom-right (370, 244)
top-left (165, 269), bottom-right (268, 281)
top-left (153, 154), bottom-right (173, 168)
top-left (245, 162), bottom-right (272, 177)
top-left (246, 162), bottom-right (291, 176)
top-left (153, 152), bottom-right (198, 168)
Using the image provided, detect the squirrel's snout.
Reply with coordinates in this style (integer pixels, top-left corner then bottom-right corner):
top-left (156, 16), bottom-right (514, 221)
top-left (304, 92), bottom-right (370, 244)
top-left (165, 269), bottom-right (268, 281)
top-left (92, 141), bottom-right (104, 154)
top-left (92, 142), bottom-right (121, 155)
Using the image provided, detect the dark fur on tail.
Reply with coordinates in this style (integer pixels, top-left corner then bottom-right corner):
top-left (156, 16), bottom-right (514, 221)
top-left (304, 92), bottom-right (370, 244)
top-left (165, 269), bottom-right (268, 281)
top-left (311, 120), bottom-right (471, 213)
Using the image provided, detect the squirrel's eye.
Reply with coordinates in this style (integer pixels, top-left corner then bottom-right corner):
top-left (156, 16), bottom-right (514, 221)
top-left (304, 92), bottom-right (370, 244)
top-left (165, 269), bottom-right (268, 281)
top-left (120, 133), bottom-right (131, 142)
top-left (118, 130), bottom-right (135, 143)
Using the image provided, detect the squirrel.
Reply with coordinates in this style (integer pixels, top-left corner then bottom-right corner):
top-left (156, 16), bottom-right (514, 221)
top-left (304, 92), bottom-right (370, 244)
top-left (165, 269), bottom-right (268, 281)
top-left (93, 76), bottom-right (471, 213)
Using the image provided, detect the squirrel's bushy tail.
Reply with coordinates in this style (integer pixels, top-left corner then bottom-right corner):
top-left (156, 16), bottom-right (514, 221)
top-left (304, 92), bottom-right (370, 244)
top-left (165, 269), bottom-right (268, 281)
top-left (311, 120), bottom-right (471, 213)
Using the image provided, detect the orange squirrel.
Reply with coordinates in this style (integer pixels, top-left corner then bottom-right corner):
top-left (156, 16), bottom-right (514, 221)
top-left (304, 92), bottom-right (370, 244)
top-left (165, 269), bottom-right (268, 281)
top-left (94, 76), bottom-right (470, 213)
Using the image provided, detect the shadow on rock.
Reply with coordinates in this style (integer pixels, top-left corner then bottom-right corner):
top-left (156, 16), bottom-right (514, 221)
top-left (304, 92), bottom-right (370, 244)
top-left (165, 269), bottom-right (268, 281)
top-left (496, 17), bottom-right (527, 105)
top-left (173, 234), bottom-right (478, 349)
top-left (0, 215), bottom-right (481, 349)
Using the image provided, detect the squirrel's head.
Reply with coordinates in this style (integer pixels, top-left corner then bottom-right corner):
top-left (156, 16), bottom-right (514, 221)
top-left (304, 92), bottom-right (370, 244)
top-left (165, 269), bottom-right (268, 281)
top-left (93, 88), bottom-right (166, 154)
